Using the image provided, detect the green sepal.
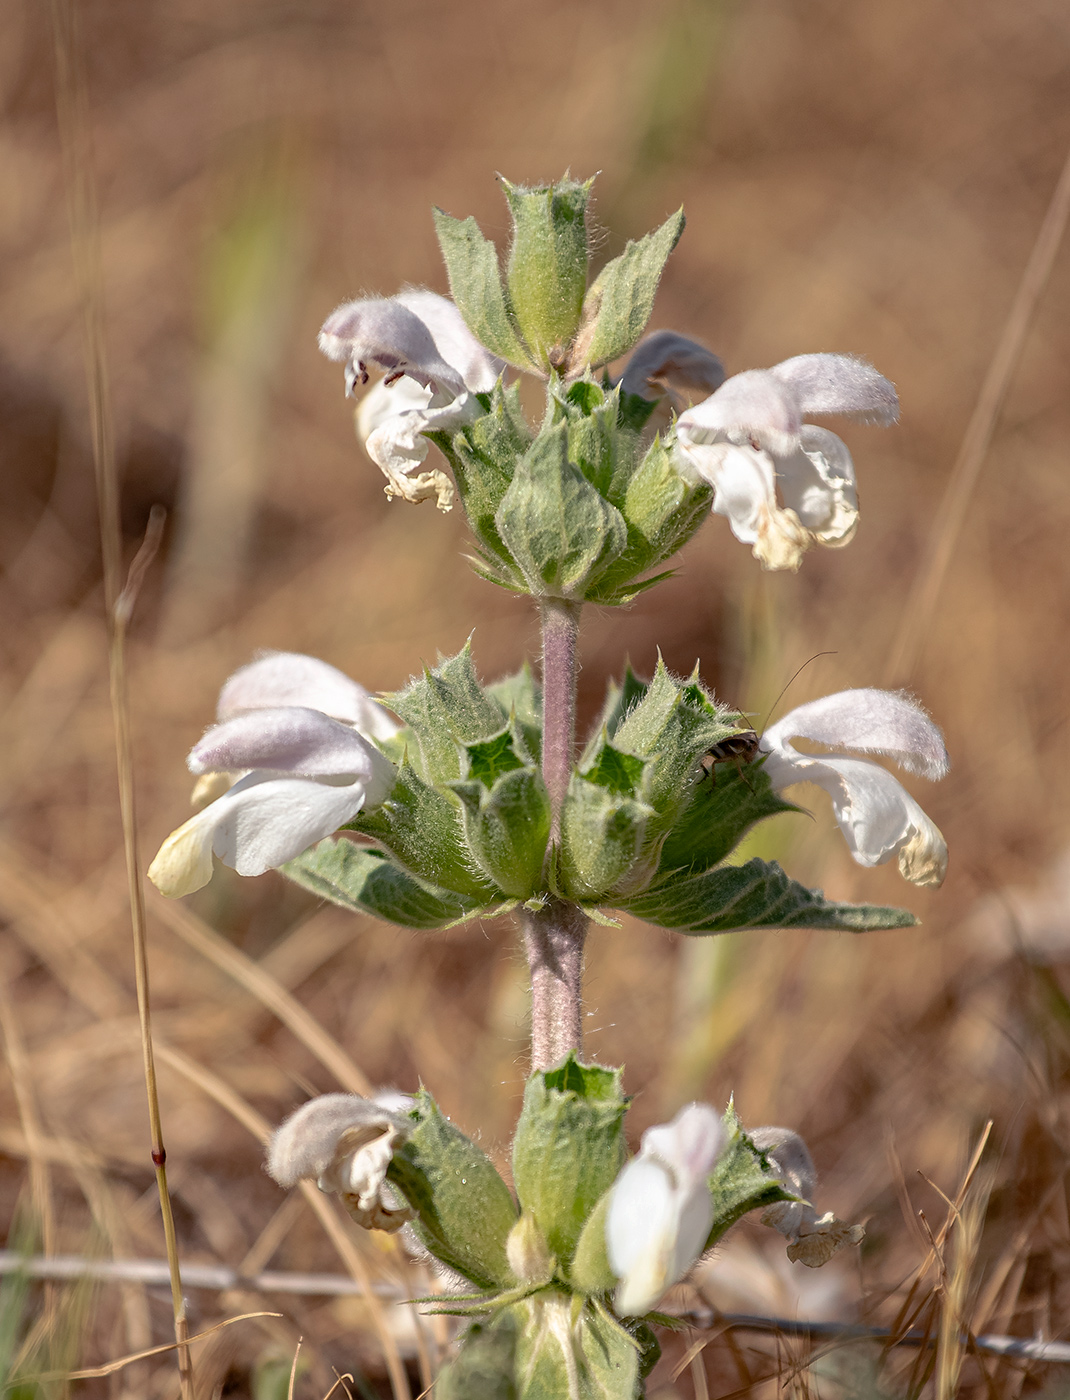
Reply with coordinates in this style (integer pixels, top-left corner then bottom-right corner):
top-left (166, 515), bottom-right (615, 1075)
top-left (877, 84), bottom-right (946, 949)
top-left (449, 764), bottom-right (552, 899)
top-left (512, 1057), bottom-right (627, 1268)
top-left (656, 761), bottom-right (795, 879)
top-left (705, 1103), bottom-right (796, 1249)
top-left (494, 422), bottom-right (628, 600)
top-left (430, 378), bottom-right (534, 571)
top-left (569, 1190), bottom-right (616, 1295)
top-left (578, 208), bottom-right (686, 369)
top-left (619, 856), bottom-right (920, 933)
top-left (617, 391), bottom-right (660, 434)
top-left (581, 667), bottom-right (649, 762)
top-left (385, 641), bottom-right (506, 784)
top-left (610, 660), bottom-right (740, 845)
top-left (281, 840), bottom-right (479, 929)
top-left (487, 663), bottom-right (543, 764)
top-left (557, 379), bottom-right (641, 503)
top-left (432, 207), bottom-right (535, 369)
top-left (558, 759), bottom-right (655, 902)
top-left (588, 433), bottom-right (712, 603)
top-left (432, 1311), bottom-right (519, 1400)
top-left (386, 1088), bottom-right (518, 1290)
top-left (502, 176), bottom-right (592, 367)
top-left (347, 759), bottom-right (500, 900)
top-left (510, 1294), bottom-right (641, 1400)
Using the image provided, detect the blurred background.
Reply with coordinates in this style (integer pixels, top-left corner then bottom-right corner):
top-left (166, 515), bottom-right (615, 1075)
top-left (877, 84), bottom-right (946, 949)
top-left (2, 0), bottom-right (1070, 1394)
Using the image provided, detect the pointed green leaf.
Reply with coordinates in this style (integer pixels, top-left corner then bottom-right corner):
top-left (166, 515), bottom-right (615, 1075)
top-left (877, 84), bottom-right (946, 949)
top-left (579, 208), bottom-right (685, 369)
top-left (512, 1057), bottom-right (627, 1267)
top-left (386, 642), bottom-right (506, 783)
top-left (619, 856), bottom-right (920, 933)
top-left (433, 207), bottom-right (535, 368)
top-left (656, 761), bottom-right (796, 878)
top-left (387, 1089), bottom-right (518, 1289)
top-left (494, 423), bottom-right (628, 600)
top-left (503, 176), bottom-right (592, 366)
top-left (580, 668), bottom-right (649, 767)
top-left (282, 839), bottom-right (479, 929)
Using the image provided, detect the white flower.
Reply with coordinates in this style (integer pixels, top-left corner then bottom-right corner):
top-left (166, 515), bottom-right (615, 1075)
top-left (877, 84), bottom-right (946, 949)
top-left (605, 1103), bottom-right (724, 1316)
top-left (267, 1092), bottom-right (415, 1232)
top-left (751, 1127), bottom-right (864, 1268)
top-left (148, 652), bottom-right (397, 898)
top-left (319, 289), bottom-right (504, 510)
top-left (760, 688), bottom-right (949, 887)
top-left (675, 353), bottom-right (898, 570)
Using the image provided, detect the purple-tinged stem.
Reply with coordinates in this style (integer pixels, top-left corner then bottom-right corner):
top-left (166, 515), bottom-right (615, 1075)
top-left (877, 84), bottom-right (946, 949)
top-left (540, 598), bottom-right (580, 839)
top-left (522, 899), bottom-right (588, 1071)
top-left (522, 598), bottom-right (587, 1071)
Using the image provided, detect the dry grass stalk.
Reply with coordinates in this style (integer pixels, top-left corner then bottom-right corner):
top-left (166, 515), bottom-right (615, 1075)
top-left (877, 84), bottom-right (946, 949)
top-left (886, 138), bottom-right (1070, 685)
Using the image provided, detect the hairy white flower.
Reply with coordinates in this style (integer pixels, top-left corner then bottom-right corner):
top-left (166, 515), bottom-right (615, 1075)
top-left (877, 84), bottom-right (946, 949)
top-left (618, 330), bottom-right (726, 405)
top-left (320, 289), bottom-right (504, 510)
top-left (148, 653), bottom-right (397, 898)
top-left (760, 688), bottom-right (949, 887)
top-left (267, 1092), bottom-right (415, 1232)
top-left (751, 1127), bottom-right (864, 1267)
top-left (675, 353), bottom-right (898, 570)
top-left (606, 1103), bottom-right (724, 1316)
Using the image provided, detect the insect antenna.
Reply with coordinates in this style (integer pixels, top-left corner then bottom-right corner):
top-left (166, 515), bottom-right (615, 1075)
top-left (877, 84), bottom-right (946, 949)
top-left (759, 651), bottom-right (838, 733)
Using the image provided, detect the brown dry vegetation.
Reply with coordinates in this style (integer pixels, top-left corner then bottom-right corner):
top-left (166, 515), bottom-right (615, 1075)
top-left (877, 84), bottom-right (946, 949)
top-left (2, 0), bottom-right (1070, 1395)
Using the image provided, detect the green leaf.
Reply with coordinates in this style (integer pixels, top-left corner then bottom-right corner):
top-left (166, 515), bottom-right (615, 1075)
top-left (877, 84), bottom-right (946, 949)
top-left (387, 1089), bottom-right (518, 1289)
top-left (579, 208), bottom-right (685, 369)
top-left (348, 759), bottom-right (500, 900)
top-left (656, 761), bottom-right (796, 878)
top-left (503, 176), bottom-right (592, 366)
top-left (450, 766), bottom-right (552, 899)
top-left (705, 1103), bottom-right (796, 1249)
top-left (466, 730), bottom-right (526, 785)
top-left (619, 856), bottom-right (920, 933)
top-left (512, 1057), bottom-right (627, 1267)
top-left (433, 207), bottom-right (535, 368)
top-left (494, 422), bottom-right (628, 600)
top-left (385, 641), bottom-right (506, 783)
top-left (436, 1314), bottom-right (519, 1400)
top-left (282, 840), bottom-right (479, 929)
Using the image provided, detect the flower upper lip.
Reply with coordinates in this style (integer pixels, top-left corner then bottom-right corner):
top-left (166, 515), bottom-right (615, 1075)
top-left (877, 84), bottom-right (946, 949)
top-left (147, 652), bottom-right (397, 898)
top-left (759, 687), bottom-right (949, 887)
top-left (673, 352), bottom-right (898, 571)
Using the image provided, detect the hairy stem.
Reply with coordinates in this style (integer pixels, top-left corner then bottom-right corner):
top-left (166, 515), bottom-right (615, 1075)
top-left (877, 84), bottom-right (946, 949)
top-left (540, 598), bottom-right (580, 837)
top-left (522, 900), bottom-right (588, 1071)
top-left (523, 598), bottom-right (587, 1070)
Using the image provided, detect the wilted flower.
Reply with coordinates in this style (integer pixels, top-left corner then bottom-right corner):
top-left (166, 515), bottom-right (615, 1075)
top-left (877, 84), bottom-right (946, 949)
top-left (675, 353), bottom-right (898, 570)
top-left (267, 1092), bottom-right (415, 1232)
top-left (319, 289), bottom-right (504, 509)
top-left (605, 1102), bottom-right (724, 1316)
top-left (148, 652), bottom-right (397, 898)
top-left (759, 688), bottom-right (949, 887)
top-left (751, 1127), bottom-right (864, 1267)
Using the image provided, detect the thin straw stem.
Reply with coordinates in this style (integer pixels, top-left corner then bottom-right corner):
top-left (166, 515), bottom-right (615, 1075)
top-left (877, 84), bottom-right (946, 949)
top-left (50, 3), bottom-right (192, 1392)
top-left (886, 141), bottom-right (1070, 685)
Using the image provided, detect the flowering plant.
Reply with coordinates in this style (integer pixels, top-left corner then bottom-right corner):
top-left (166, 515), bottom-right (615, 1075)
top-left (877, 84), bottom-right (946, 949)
top-left (151, 175), bottom-right (948, 1397)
